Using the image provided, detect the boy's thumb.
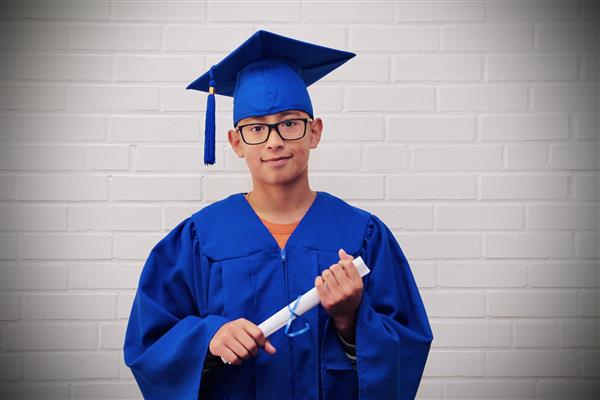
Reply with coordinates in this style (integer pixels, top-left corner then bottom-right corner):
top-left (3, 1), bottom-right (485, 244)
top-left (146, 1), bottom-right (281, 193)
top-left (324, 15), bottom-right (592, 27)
top-left (338, 248), bottom-right (352, 259)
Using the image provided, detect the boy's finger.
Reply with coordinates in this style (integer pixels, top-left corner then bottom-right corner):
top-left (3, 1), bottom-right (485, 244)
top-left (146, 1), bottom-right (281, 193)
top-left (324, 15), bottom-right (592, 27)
top-left (264, 340), bottom-right (277, 354)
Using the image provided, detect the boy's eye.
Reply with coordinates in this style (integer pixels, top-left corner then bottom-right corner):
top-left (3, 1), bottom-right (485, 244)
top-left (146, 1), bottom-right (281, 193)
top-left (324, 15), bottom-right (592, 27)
top-left (282, 120), bottom-right (297, 127)
top-left (249, 125), bottom-right (266, 133)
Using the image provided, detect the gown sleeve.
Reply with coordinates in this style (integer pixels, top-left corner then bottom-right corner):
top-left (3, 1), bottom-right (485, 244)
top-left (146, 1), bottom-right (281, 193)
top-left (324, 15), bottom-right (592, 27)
top-left (123, 217), bottom-right (231, 400)
top-left (354, 214), bottom-right (433, 399)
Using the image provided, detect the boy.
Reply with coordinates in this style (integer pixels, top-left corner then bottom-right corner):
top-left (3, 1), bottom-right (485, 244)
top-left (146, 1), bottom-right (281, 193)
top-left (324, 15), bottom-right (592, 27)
top-left (124, 30), bottom-right (433, 400)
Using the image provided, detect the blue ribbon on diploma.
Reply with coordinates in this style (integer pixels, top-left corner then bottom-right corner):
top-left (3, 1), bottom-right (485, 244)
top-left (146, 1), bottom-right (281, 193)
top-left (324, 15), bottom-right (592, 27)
top-left (284, 295), bottom-right (310, 337)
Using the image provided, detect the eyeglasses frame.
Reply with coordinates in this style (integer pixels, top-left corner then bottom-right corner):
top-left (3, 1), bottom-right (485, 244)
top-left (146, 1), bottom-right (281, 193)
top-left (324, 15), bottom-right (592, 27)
top-left (235, 118), bottom-right (314, 145)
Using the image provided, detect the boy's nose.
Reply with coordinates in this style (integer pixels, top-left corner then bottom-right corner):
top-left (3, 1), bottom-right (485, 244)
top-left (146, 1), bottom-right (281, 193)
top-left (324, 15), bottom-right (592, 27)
top-left (265, 126), bottom-right (285, 147)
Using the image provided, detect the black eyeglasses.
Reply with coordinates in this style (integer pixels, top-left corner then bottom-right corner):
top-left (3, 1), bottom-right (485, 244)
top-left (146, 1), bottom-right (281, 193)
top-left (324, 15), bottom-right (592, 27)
top-left (236, 118), bottom-right (313, 145)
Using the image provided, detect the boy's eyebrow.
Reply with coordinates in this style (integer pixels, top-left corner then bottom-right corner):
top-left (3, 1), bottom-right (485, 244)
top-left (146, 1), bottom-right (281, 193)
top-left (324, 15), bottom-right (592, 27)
top-left (244, 110), bottom-right (303, 123)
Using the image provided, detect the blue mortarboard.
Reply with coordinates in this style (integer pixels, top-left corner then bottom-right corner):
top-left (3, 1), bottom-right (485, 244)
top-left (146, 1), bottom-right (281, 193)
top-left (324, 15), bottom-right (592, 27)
top-left (186, 30), bottom-right (356, 165)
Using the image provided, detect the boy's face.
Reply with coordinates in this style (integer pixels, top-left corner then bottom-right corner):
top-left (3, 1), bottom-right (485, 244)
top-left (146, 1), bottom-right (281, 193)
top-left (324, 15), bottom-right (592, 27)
top-left (228, 109), bottom-right (322, 187)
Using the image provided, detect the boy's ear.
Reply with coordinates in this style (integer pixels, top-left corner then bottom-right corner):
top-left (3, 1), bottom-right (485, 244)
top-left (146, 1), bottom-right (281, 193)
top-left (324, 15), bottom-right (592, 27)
top-left (309, 118), bottom-right (323, 149)
top-left (228, 128), bottom-right (245, 158)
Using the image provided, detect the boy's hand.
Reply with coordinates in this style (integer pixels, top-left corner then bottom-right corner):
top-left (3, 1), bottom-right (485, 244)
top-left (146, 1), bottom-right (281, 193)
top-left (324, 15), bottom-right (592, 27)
top-left (209, 318), bottom-right (276, 365)
top-left (315, 248), bottom-right (363, 340)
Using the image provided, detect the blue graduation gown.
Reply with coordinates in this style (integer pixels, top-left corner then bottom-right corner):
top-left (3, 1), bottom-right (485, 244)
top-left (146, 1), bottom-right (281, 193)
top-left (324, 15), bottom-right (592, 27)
top-left (123, 191), bottom-right (433, 399)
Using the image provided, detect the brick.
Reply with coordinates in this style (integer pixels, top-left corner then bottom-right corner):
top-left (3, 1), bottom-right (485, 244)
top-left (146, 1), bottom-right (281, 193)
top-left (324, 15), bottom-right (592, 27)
top-left (582, 53), bottom-right (598, 81)
top-left (2, 114), bottom-right (106, 142)
top-left (3, 22), bottom-right (68, 50)
top-left (67, 85), bottom-right (159, 111)
top-left (388, 116), bottom-right (475, 142)
top-left (1, 264), bottom-right (67, 290)
top-left (395, 1), bottom-right (484, 21)
top-left (136, 145), bottom-right (223, 172)
top-left (348, 86), bottom-right (435, 112)
top-left (537, 23), bottom-right (599, 51)
top-left (481, 114), bottom-right (569, 141)
top-left (116, 55), bottom-right (206, 82)
top-left (488, 350), bottom-right (579, 376)
top-left (202, 175), bottom-right (251, 201)
top-left (88, 145), bottom-right (130, 170)
top-left (1, 205), bottom-right (66, 230)
top-left (488, 292), bottom-right (577, 317)
top-left (506, 144), bottom-right (548, 170)
top-left (5, 324), bottom-right (96, 350)
top-left (529, 204), bottom-right (598, 230)
top-left (575, 113), bottom-right (599, 140)
top-left (111, 176), bottom-right (202, 201)
top-left (481, 175), bottom-right (568, 199)
top-left (561, 321), bottom-right (599, 347)
top-left (363, 145), bottom-right (408, 170)
top-left (412, 145), bottom-right (502, 171)
top-left (15, 53), bottom-right (111, 81)
top-left (351, 26), bottom-right (439, 51)
top-left (1, 175), bottom-right (16, 200)
top-left (21, 234), bottom-right (112, 260)
top-left (320, 115), bottom-right (385, 142)
top-left (0, 383), bottom-right (69, 399)
top-left (111, 115), bottom-right (199, 142)
top-left (26, 352), bottom-right (118, 380)
top-left (575, 232), bottom-right (599, 259)
top-left (388, 175), bottom-right (476, 200)
top-left (100, 323), bottom-right (127, 349)
top-left (68, 205), bottom-right (161, 231)
top-left (112, 1), bottom-right (205, 21)
top-left (165, 26), bottom-right (254, 51)
top-left (443, 25), bottom-right (533, 51)
top-left (71, 24), bottom-right (161, 50)
top-left (424, 351), bottom-right (485, 376)
top-left (69, 264), bottom-right (142, 289)
top-left (324, 56), bottom-right (390, 82)
top-left (538, 381), bottom-right (600, 399)
top-left (2, 294), bottom-right (20, 320)
top-left (113, 233), bottom-right (164, 260)
top-left (533, 83), bottom-right (598, 110)
top-left (394, 56), bottom-right (481, 81)
top-left (485, 232), bottom-right (572, 258)
top-left (579, 291), bottom-right (599, 317)
top-left (489, 54), bottom-right (578, 81)
top-left (309, 145), bottom-right (361, 171)
top-left (439, 85), bottom-right (528, 111)
top-left (308, 86), bottom-right (343, 112)
top-left (486, 1), bottom-right (579, 21)
top-left (352, 203), bottom-right (432, 230)
top-left (71, 383), bottom-right (142, 400)
top-left (553, 143), bottom-right (599, 170)
top-left (311, 175), bottom-right (384, 199)
top-left (438, 261), bottom-right (526, 287)
top-left (430, 321), bottom-right (510, 347)
top-left (23, 294), bottom-right (116, 319)
top-left (574, 175), bottom-right (599, 200)
top-left (1, 144), bottom-right (86, 171)
top-left (436, 194), bottom-right (501, 221)
top-left (18, 175), bottom-right (107, 201)
top-left (209, 1), bottom-right (301, 21)
top-left (305, 1), bottom-right (394, 22)
top-left (1, 234), bottom-right (18, 260)
top-left (514, 321), bottom-right (559, 347)
top-left (397, 233), bottom-right (480, 259)
top-left (445, 381), bottom-right (535, 399)
top-left (2, 83), bottom-right (65, 111)
top-left (530, 262), bottom-right (599, 288)
top-left (1, 1), bottom-right (109, 19)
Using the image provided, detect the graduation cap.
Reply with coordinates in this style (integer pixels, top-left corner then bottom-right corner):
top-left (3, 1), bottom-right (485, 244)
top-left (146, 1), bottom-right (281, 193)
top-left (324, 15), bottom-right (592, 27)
top-left (186, 29), bottom-right (356, 165)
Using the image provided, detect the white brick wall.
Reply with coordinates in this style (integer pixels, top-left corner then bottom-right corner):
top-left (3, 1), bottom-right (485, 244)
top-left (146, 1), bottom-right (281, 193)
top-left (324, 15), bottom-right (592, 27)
top-left (0, 1), bottom-right (598, 399)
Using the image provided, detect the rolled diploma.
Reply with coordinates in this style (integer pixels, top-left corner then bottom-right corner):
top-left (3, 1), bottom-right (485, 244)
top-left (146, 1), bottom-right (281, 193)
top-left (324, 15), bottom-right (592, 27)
top-left (221, 256), bottom-right (370, 364)
top-left (259, 255), bottom-right (371, 337)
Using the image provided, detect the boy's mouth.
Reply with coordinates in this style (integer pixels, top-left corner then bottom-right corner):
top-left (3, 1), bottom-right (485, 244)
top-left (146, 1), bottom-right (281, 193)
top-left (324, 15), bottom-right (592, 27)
top-left (262, 155), bottom-right (292, 162)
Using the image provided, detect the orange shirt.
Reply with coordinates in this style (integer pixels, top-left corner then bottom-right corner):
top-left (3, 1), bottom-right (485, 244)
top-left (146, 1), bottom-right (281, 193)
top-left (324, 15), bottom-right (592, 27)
top-left (244, 193), bottom-right (299, 249)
